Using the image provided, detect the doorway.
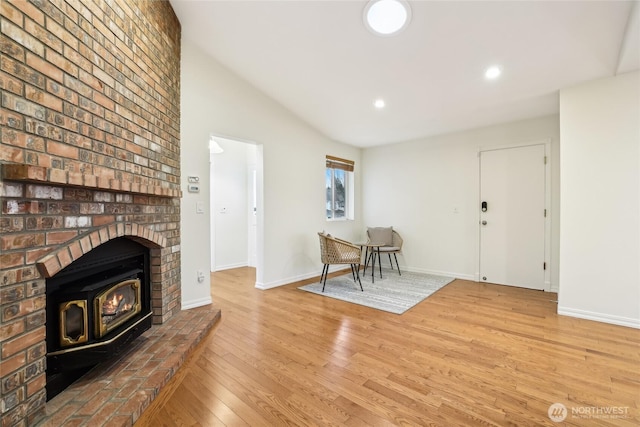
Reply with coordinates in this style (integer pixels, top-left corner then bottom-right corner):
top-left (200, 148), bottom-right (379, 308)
top-left (479, 143), bottom-right (548, 290)
top-left (209, 136), bottom-right (262, 274)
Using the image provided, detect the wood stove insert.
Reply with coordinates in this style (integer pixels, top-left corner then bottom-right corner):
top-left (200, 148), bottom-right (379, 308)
top-left (45, 237), bottom-right (153, 400)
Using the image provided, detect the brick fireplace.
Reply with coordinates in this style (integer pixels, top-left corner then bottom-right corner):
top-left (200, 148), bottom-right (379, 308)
top-left (1, 0), bottom-right (183, 424)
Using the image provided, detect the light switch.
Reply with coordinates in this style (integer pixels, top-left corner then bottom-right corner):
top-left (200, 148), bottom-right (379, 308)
top-left (196, 201), bottom-right (205, 214)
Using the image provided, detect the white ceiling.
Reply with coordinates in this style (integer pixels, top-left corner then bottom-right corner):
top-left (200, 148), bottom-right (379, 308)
top-left (170, 0), bottom-right (639, 147)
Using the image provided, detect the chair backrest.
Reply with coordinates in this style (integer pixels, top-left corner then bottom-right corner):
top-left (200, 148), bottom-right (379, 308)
top-left (318, 232), bottom-right (360, 263)
top-left (391, 230), bottom-right (403, 249)
top-left (321, 234), bottom-right (344, 263)
top-left (318, 232), bottom-right (329, 263)
top-left (367, 227), bottom-right (403, 249)
top-left (367, 226), bottom-right (393, 246)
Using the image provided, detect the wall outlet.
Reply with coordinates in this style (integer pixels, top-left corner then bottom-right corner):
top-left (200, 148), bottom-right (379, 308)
top-left (197, 270), bottom-right (205, 283)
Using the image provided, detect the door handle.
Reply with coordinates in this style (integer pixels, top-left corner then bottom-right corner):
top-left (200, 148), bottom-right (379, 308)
top-left (481, 220), bottom-right (487, 225)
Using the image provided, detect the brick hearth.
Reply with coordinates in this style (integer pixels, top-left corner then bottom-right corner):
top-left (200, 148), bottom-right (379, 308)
top-left (38, 306), bottom-right (220, 427)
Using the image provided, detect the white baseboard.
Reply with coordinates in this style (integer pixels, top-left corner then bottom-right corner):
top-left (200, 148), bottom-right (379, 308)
top-left (558, 306), bottom-right (640, 329)
top-left (255, 266), bottom-right (350, 290)
top-left (181, 296), bottom-right (212, 310)
top-left (403, 266), bottom-right (475, 281)
top-left (215, 262), bottom-right (248, 272)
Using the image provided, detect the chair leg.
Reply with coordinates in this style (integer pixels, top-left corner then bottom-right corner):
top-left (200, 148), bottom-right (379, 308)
top-left (350, 263), bottom-right (357, 282)
top-left (388, 253), bottom-right (393, 270)
top-left (363, 247), bottom-right (370, 275)
top-left (321, 264), bottom-right (329, 292)
top-left (393, 253), bottom-right (401, 275)
top-left (353, 264), bottom-right (363, 291)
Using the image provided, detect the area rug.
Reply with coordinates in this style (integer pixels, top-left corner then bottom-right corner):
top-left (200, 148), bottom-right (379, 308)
top-left (298, 268), bottom-right (455, 314)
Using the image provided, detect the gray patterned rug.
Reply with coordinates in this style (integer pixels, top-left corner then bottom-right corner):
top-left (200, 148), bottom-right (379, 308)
top-left (298, 268), bottom-right (455, 314)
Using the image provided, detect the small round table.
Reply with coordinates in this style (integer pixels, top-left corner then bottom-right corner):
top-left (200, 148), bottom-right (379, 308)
top-left (355, 242), bottom-right (384, 283)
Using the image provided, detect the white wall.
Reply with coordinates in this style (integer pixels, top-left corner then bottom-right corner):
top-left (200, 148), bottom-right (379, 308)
top-left (558, 71), bottom-right (640, 328)
top-left (179, 40), bottom-right (363, 306)
top-left (361, 115), bottom-right (561, 287)
top-left (179, 46), bottom-right (215, 309)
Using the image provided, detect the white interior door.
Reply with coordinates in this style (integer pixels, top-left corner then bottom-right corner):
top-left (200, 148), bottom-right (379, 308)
top-left (479, 144), bottom-right (546, 290)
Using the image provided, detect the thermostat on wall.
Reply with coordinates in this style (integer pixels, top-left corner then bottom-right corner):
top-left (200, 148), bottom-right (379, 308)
top-left (187, 184), bottom-right (200, 193)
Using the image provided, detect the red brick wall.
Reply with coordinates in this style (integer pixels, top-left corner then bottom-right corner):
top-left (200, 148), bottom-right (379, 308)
top-left (0, 0), bottom-right (181, 424)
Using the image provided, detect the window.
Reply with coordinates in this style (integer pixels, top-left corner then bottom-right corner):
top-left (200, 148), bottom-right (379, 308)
top-left (326, 155), bottom-right (354, 220)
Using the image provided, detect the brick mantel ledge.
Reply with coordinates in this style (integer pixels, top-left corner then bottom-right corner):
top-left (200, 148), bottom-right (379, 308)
top-left (1, 164), bottom-right (181, 198)
top-left (37, 222), bottom-right (167, 278)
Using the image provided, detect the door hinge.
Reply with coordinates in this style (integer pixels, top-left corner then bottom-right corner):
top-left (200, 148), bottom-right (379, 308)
top-left (544, 156), bottom-right (547, 164)
top-left (544, 209), bottom-right (547, 217)
top-left (543, 262), bottom-right (547, 270)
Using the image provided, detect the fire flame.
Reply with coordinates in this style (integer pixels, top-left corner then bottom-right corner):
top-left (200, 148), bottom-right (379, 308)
top-left (103, 291), bottom-right (132, 315)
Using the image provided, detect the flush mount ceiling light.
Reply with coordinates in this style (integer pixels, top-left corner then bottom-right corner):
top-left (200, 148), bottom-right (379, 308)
top-left (364, 0), bottom-right (411, 36)
top-left (374, 98), bottom-right (386, 109)
top-left (485, 65), bottom-right (502, 80)
top-left (209, 135), bottom-right (224, 154)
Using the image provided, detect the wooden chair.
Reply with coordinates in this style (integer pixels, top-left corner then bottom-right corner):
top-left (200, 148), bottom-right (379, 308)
top-left (367, 227), bottom-right (403, 275)
top-left (318, 232), bottom-right (363, 292)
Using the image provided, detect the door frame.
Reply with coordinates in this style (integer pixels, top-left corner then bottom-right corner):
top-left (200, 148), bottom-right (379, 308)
top-left (209, 133), bottom-right (264, 286)
top-left (476, 139), bottom-right (552, 291)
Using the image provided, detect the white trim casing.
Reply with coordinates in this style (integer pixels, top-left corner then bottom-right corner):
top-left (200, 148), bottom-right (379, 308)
top-left (476, 138), bottom-right (553, 292)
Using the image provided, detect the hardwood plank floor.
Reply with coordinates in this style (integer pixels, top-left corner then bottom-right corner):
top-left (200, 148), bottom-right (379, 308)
top-left (135, 267), bottom-right (640, 426)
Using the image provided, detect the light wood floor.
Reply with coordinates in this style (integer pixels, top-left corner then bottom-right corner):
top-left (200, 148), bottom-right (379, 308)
top-left (135, 267), bottom-right (639, 426)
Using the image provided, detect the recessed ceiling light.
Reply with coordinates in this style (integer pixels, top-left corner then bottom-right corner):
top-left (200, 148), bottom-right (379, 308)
top-left (485, 65), bottom-right (502, 80)
top-left (374, 99), bottom-right (385, 109)
top-left (364, 0), bottom-right (411, 36)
